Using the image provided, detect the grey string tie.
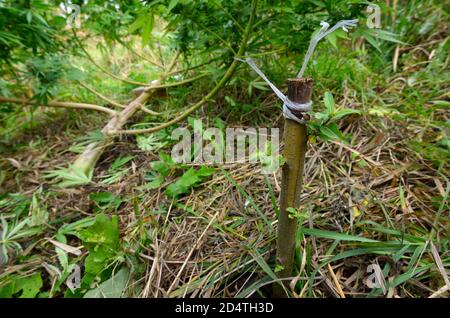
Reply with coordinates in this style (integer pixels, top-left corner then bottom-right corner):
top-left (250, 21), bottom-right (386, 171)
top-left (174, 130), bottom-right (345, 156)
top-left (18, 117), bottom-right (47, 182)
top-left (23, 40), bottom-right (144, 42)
top-left (237, 19), bottom-right (358, 124)
top-left (236, 57), bottom-right (312, 124)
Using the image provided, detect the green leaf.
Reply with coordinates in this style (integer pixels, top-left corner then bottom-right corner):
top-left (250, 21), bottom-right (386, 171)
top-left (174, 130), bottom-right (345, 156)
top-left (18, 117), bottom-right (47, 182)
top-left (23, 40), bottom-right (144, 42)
top-left (110, 155), bottom-right (134, 170)
top-left (165, 168), bottom-right (199, 197)
top-left (66, 68), bottom-right (86, 81)
top-left (318, 123), bottom-right (345, 142)
top-left (84, 267), bottom-right (129, 298)
top-left (57, 217), bottom-right (95, 238)
top-left (141, 175), bottom-right (164, 190)
top-left (325, 32), bottom-right (338, 49)
top-left (358, 29), bottom-right (381, 52)
top-left (141, 14), bottom-right (154, 47)
top-left (370, 29), bottom-right (407, 45)
top-left (75, 214), bottom-right (121, 286)
top-left (195, 166), bottom-right (216, 178)
top-left (250, 80), bottom-right (270, 91)
top-left (313, 111), bottom-right (329, 124)
top-left (324, 92), bottom-right (335, 114)
top-left (89, 192), bottom-right (123, 211)
top-left (302, 228), bottom-right (379, 243)
top-left (0, 274), bottom-right (43, 298)
top-left (45, 165), bottom-right (92, 188)
top-left (26, 11), bottom-right (33, 24)
top-left (165, 167), bottom-right (215, 197)
top-left (332, 108), bottom-right (361, 121)
top-left (249, 249), bottom-right (278, 281)
top-left (128, 15), bottom-right (146, 33)
top-left (167, 0), bottom-right (180, 12)
top-left (151, 161), bottom-right (172, 177)
top-left (77, 214), bottom-right (120, 249)
top-left (136, 135), bottom-right (166, 152)
top-left (29, 193), bottom-right (48, 227)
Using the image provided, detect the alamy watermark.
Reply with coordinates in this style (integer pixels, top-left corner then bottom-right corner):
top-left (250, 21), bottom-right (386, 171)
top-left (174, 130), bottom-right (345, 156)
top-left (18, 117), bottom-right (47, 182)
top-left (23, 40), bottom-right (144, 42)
top-left (62, 3), bottom-right (381, 30)
top-left (366, 4), bottom-right (382, 29)
top-left (66, 264), bottom-right (81, 291)
top-left (61, 2), bottom-right (80, 27)
top-left (171, 119), bottom-right (281, 174)
top-left (366, 263), bottom-right (387, 294)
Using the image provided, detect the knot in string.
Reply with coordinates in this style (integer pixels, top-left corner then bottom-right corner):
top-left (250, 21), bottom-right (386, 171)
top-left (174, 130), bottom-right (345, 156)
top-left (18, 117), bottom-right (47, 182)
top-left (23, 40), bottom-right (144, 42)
top-left (235, 57), bottom-right (312, 124)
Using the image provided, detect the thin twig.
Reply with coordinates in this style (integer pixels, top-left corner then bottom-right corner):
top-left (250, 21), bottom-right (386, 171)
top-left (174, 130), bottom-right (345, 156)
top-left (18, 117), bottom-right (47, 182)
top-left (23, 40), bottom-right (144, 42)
top-left (0, 97), bottom-right (116, 116)
top-left (118, 39), bottom-right (164, 69)
top-left (327, 264), bottom-right (346, 298)
top-left (72, 29), bottom-right (152, 87)
top-left (77, 81), bottom-right (125, 109)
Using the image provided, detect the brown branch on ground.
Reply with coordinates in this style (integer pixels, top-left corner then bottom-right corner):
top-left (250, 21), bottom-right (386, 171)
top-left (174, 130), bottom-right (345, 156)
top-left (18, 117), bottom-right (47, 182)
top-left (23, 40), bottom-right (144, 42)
top-left (71, 51), bottom-right (181, 176)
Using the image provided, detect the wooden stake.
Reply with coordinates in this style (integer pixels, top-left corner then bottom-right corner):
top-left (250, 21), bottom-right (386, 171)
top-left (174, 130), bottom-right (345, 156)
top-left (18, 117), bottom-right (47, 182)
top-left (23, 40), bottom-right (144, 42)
top-left (274, 78), bottom-right (313, 297)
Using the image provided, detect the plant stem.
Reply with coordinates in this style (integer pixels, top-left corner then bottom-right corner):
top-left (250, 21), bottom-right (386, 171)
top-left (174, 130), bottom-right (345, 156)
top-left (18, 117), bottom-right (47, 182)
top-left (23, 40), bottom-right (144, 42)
top-left (0, 97), bottom-right (116, 116)
top-left (77, 81), bottom-right (126, 109)
top-left (118, 39), bottom-right (164, 69)
top-left (110, 0), bottom-right (258, 135)
top-left (72, 29), bottom-right (152, 87)
top-left (71, 55), bottom-right (181, 176)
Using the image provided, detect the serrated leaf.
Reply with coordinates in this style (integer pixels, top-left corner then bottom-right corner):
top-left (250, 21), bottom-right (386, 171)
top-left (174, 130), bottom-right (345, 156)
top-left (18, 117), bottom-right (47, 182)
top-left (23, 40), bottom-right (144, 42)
top-left (167, 0), bottom-right (179, 12)
top-left (110, 155), bottom-right (134, 170)
top-left (141, 14), bottom-right (154, 47)
top-left (128, 14), bottom-right (146, 33)
top-left (0, 274), bottom-right (43, 298)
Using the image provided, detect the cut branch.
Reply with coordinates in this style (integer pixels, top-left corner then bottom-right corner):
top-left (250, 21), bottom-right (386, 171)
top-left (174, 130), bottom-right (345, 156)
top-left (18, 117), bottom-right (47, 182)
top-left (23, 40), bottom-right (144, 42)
top-left (69, 1), bottom-right (258, 178)
top-left (71, 51), bottom-right (181, 177)
top-left (72, 87), bottom-right (158, 176)
top-left (0, 97), bottom-right (117, 116)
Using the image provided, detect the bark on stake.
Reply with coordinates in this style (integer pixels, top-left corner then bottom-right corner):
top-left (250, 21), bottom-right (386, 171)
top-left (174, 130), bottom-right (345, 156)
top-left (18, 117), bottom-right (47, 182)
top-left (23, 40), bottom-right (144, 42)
top-left (274, 78), bottom-right (313, 297)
